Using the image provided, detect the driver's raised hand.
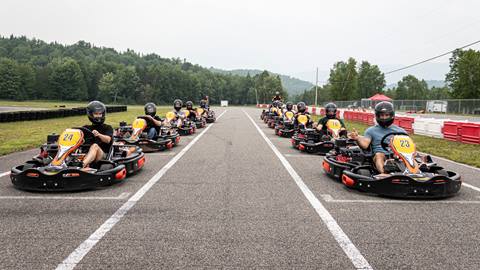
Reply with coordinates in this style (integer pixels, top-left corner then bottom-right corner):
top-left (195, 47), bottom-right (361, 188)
top-left (348, 128), bottom-right (359, 140)
top-left (92, 130), bottom-right (100, 137)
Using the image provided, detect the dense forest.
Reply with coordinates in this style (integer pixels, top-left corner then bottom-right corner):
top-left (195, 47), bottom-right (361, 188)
top-left (0, 35), bottom-right (286, 105)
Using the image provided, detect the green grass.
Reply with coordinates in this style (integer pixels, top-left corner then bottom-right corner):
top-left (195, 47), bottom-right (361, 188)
top-left (0, 100), bottom-right (93, 109)
top-left (311, 115), bottom-right (480, 168)
top-left (0, 106), bottom-right (170, 156)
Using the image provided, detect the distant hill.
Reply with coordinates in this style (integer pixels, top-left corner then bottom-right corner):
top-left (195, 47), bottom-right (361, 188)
top-left (209, 68), bottom-right (314, 95)
top-left (386, 80), bottom-right (445, 89)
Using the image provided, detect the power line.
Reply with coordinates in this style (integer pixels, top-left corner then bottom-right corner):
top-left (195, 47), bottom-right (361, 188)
top-left (323, 39), bottom-right (480, 85)
top-left (384, 39), bottom-right (480, 75)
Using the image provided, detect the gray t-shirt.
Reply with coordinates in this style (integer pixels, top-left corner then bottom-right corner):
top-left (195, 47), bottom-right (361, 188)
top-left (364, 124), bottom-right (407, 154)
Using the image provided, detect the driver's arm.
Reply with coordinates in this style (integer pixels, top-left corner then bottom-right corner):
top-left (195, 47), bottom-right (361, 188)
top-left (349, 128), bottom-right (371, 150)
top-left (95, 131), bottom-right (112, 144)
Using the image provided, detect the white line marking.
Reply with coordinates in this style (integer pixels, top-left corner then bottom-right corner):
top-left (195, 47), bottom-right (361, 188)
top-left (0, 192), bottom-right (130, 200)
top-left (148, 152), bottom-right (177, 156)
top-left (284, 153), bottom-right (317, 157)
top-left (321, 194), bottom-right (480, 204)
top-left (244, 110), bottom-right (372, 270)
top-left (463, 183), bottom-right (480, 193)
top-left (56, 110), bottom-right (227, 270)
top-left (0, 171), bottom-right (11, 178)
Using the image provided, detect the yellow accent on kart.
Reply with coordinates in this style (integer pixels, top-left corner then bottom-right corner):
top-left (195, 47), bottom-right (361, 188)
top-left (297, 114), bottom-right (308, 125)
top-left (196, 108), bottom-right (204, 115)
top-left (326, 119), bottom-right (342, 138)
top-left (51, 129), bottom-right (84, 166)
top-left (183, 109), bottom-right (190, 117)
top-left (391, 135), bottom-right (419, 174)
top-left (285, 111), bottom-right (294, 120)
top-left (165, 111), bottom-right (176, 121)
top-left (131, 118), bottom-right (147, 139)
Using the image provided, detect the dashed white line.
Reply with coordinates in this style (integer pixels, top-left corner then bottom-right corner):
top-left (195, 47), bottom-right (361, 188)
top-left (244, 110), bottom-right (372, 270)
top-left (56, 110), bottom-right (227, 270)
top-left (0, 192), bottom-right (130, 200)
top-left (0, 171), bottom-right (11, 178)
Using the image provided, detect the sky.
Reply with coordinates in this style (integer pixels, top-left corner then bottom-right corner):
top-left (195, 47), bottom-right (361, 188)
top-left (1, 0), bottom-right (480, 84)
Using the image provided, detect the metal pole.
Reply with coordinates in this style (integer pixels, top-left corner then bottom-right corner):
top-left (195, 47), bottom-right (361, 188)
top-left (254, 88), bottom-right (259, 105)
top-left (315, 67), bottom-right (318, 107)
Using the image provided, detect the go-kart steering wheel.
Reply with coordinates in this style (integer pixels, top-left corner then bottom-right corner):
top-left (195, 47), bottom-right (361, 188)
top-left (380, 131), bottom-right (409, 152)
top-left (74, 126), bottom-right (96, 146)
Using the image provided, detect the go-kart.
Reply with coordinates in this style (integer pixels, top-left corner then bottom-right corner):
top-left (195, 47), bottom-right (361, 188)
top-left (293, 118), bottom-right (349, 155)
top-left (169, 110), bottom-right (195, 136)
top-left (194, 108), bottom-right (207, 128)
top-left (10, 127), bottom-right (145, 191)
top-left (205, 109), bottom-right (216, 123)
top-left (115, 116), bottom-right (173, 152)
top-left (324, 132), bottom-right (461, 198)
top-left (275, 111), bottom-right (295, 137)
top-left (267, 108), bottom-right (281, 129)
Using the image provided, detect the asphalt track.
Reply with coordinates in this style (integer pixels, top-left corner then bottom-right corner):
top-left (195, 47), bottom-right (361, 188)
top-left (0, 107), bottom-right (479, 269)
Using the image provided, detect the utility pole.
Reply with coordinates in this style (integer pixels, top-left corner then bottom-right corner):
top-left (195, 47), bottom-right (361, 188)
top-left (315, 67), bottom-right (318, 107)
top-left (254, 88), bottom-right (259, 105)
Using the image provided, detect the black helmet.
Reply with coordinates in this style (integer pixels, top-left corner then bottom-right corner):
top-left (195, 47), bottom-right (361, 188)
top-left (200, 100), bottom-right (206, 108)
top-left (297, 102), bottom-right (306, 113)
top-left (286, 102), bottom-right (293, 111)
top-left (173, 99), bottom-right (183, 111)
top-left (86, 100), bottom-right (106, 124)
top-left (144, 102), bottom-right (157, 116)
top-left (375, 101), bottom-right (395, 127)
top-left (325, 103), bottom-right (337, 119)
top-left (277, 102), bottom-right (283, 108)
top-left (186, 101), bottom-right (193, 110)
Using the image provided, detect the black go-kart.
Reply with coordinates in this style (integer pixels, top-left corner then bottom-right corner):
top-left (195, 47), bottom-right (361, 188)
top-left (267, 108), bottom-right (281, 129)
top-left (275, 111), bottom-right (295, 138)
top-left (10, 127), bottom-right (145, 192)
top-left (323, 132), bottom-right (461, 198)
top-left (205, 108), bottom-right (216, 123)
top-left (293, 119), bottom-right (350, 155)
top-left (115, 116), bottom-right (174, 152)
top-left (193, 108), bottom-right (207, 128)
top-left (263, 107), bottom-right (277, 124)
top-left (167, 111), bottom-right (195, 136)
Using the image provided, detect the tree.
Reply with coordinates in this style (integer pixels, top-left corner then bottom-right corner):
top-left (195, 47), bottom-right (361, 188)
top-left (446, 49), bottom-right (480, 99)
top-left (394, 75), bottom-right (428, 100)
top-left (98, 72), bottom-right (116, 102)
top-left (0, 58), bottom-right (21, 99)
top-left (48, 57), bottom-right (87, 100)
top-left (357, 61), bottom-right (385, 98)
top-left (328, 57), bottom-right (358, 101)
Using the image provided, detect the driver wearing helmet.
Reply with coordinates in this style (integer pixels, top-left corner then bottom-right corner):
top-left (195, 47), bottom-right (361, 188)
top-left (272, 91), bottom-right (283, 102)
top-left (200, 95), bottom-right (209, 110)
top-left (285, 102), bottom-right (295, 113)
top-left (349, 101), bottom-right (406, 178)
top-left (293, 102), bottom-right (312, 128)
top-left (164, 99), bottom-right (184, 128)
top-left (82, 101), bottom-right (113, 169)
top-left (315, 102), bottom-right (346, 134)
top-left (185, 101), bottom-right (198, 121)
top-left (143, 102), bottom-right (163, 139)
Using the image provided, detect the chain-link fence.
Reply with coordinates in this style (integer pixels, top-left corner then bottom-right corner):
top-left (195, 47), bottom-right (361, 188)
top-left (327, 99), bottom-right (480, 115)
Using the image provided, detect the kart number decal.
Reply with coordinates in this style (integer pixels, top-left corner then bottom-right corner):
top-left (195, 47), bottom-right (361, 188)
top-left (196, 108), bottom-right (204, 115)
top-left (285, 111), bottom-right (294, 120)
top-left (326, 119), bottom-right (341, 137)
top-left (132, 118), bottom-right (147, 130)
top-left (165, 111), bottom-right (176, 121)
top-left (58, 129), bottom-right (83, 147)
top-left (297, 115), bottom-right (308, 125)
top-left (392, 136), bottom-right (415, 154)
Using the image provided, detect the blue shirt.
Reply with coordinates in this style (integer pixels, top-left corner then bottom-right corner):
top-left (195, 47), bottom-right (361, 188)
top-left (364, 124), bottom-right (407, 154)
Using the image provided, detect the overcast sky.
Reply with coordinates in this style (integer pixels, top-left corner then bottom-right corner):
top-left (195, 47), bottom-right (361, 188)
top-left (1, 0), bottom-right (480, 84)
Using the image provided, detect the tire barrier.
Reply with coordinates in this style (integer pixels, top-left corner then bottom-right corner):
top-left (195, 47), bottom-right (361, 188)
top-left (0, 105), bottom-right (127, 123)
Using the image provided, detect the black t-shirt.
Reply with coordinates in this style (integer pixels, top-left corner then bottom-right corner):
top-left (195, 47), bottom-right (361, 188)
top-left (83, 124), bottom-right (113, 153)
top-left (317, 117), bottom-right (345, 132)
top-left (146, 115), bottom-right (162, 130)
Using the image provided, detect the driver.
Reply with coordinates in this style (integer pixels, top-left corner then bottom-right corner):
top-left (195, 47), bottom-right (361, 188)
top-left (143, 102), bottom-right (163, 139)
top-left (315, 103), bottom-right (346, 135)
top-left (272, 91), bottom-right (283, 102)
top-left (200, 95), bottom-right (209, 110)
top-left (284, 102), bottom-right (295, 114)
top-left (82, 101), bottom-right (113, 169)
top-left (164, 99), bottom-right (184, 128)
top-left (349, 101), bottom-right (406, 178)
top-left (293, 102), bottom-right (312, 128)
top-left (185, 101), bottom-right (198, 121)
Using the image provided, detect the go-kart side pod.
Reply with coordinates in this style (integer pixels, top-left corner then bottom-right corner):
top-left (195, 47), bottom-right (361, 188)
top-left (10, 164), bottom-right (127, 192)
top-left (299, 141), bottom-right (335, 155)
top-left (341, 169), bottom-right (461, 199)
top-left (322, 156), bottom-right (352, 180)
